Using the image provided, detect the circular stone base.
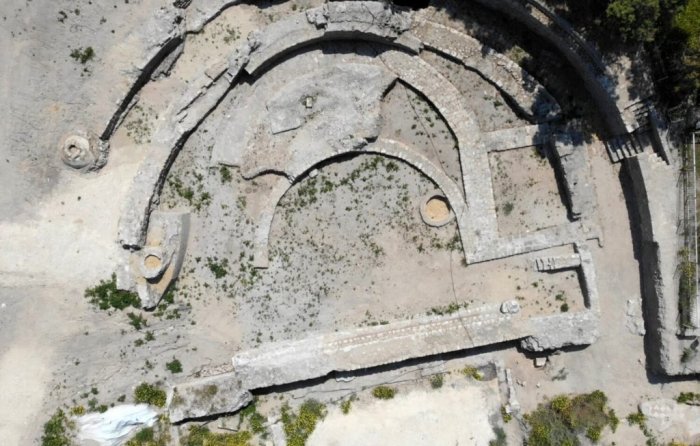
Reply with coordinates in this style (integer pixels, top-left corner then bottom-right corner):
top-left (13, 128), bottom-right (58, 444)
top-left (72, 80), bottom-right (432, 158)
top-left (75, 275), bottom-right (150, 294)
top-left (419, 192), bottom-right (454, 227)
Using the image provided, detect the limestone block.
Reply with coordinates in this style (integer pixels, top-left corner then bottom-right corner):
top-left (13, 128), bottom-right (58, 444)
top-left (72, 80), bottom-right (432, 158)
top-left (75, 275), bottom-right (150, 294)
top-left (169, 373), bottom-right (252, 423)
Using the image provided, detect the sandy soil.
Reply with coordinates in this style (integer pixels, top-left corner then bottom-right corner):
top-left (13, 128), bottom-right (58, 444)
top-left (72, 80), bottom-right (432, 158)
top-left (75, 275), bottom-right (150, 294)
top-left (309, 382), bottom-right (501, 446)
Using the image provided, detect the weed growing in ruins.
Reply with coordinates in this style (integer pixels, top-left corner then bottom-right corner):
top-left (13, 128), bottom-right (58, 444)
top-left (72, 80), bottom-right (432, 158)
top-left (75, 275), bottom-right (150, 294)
top-left (340, 396), bottom-right (356, 414)
top-left (165, 358), bottom-right (182, 374)
top-left (430, 374), bottom-right (444, 389)
top-left (503, 202), bottom-right (514, 216)
top-left (180, 425), bottom-right (251, 446)
top-left (70, 46), bottom-right (95, 64)
top-left (627, 410), bottom-right (660, 445)
top-left (127, 312), bottom-right (147, 330)
top-left (489, 427), bottom-right (507, 446)
top-left (134, 383), bottom-right (166, 407)
top-left (281, 399), bottom-right (327, 446)
top-left (461, 366), bottom-right (483, 380)
top-left (220, 165), bottom-right (232, 184)
top-left (41, 409), bottom-right (74, 446)
top-left (207, 257), bottom-right (229, 279)
top-left (125, 424), bottom-right (170, 446)
top-left (372, 386), bottom-right (396, 400)
top-left (428, 302), bottom-right (465, 316)
top-left (85, 274), bottom-right (140, 311)
top-left (525, 391), bottom-right (618, 445)
top-left (501, 405), bottom-right (513, 423)
top-left (676, 392), bottom-right (700, 405)
top-left (239, 401), bottom-right (267, 435)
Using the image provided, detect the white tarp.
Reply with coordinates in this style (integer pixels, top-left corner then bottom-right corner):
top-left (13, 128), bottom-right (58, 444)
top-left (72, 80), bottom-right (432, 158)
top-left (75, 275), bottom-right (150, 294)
top-left (77, 404), bottom-right (158, 446)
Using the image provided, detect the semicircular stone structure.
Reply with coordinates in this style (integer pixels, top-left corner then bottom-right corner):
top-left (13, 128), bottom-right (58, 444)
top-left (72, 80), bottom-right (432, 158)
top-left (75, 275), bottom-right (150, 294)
top-left (117, 1), bottom-right (560, 250)
top-left (102, 0), bottom-right (647, 407)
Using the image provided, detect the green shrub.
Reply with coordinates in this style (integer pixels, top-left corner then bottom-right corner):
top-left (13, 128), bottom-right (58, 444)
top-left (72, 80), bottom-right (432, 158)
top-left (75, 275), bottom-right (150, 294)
top-left (676, 392), bottom-right (700, 405)
top-left (430, 374), bottom-right (444, 389)
top-left (134, 383), bottom-right (166, 407)
top-left (606, 0), bottom-right (660, 42)
top-left (127, 312), bottom-right (147, 330)
top-left (165, 358), bottom-right (182, 374)
top-left (281, 399), bottom-right (326, 446)
top-left (125, 424), bottom-right (170, 446)
top-left (461, 366), bottom-right (483, 380)
top-left (372, 386), bottom-right (396, 400)
top-left (525, 391), bottom-right (617, 445)
top-left (85, 274), bottom-right (140, 311)
top-left (41, 409), bottom-right (73, 446)
top-left (239, 402), bottom-right (266, 435)
top-left (340, 399), bottom-right (353, 415)
top-left (70, 46), bottom-right (95, 64)
top-left (627, 410), bottom-right (646, 426)
top-left (501, 405), bottom-right (513, 423)
top-left (489, 427), bottom-right (507, 446)
top-left (180, 425), bottom-right (251, 446)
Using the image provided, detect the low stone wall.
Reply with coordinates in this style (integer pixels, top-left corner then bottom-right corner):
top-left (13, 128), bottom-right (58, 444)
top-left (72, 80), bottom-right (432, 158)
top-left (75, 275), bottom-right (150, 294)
top-left (625, 153), bottom-right (694, 375)
top-left (230, 303), bottom-right (598, 390)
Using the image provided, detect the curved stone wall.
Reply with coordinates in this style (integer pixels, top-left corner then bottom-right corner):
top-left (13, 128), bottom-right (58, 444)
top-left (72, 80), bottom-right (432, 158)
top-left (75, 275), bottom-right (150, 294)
top-left (252, 138), bottom-right (470, 268)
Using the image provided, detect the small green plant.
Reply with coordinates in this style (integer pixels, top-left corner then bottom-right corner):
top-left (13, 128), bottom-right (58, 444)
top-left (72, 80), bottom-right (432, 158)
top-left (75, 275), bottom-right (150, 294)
top-left (627, 411), bottom-right (646, 426)
top-left (239, 401), bottom-right (267, 435)
top-left (676, 392), bottom-right (700, 405)
top-left (220, 165), bottom-right (232, 183)
top-left (461, 366), bottom-right (482, 380)
top-left (70, 46), bottom-right (95, 64)
top-left (525, 391), bottom-right (617, 446)
top-left (127, 312), bottom-right (147, 330)
top-left (281, 399), bottom-right (326, 446)
top-left (207, 257), bottom-right (229, 279)
top-left (340, 399), bottom-right (353, 415)
top-left (501, 405), bottom-right (512, 423)
top-left (503, 202), bottom-right (514, 216)
top-left (134, 383), bottom-right (166, 407)
top-left (125, 423), bottom-right (170, 446)
top-left (85, 274), bottom-right (140, 311)
top-left (489, 426), bottom-right (507, 446)
top-left (165, 358), bottom-right (182, 374)
top-left (560, 302), bottom-right (570, 312)
top-left (430, 374), bottom-right (444, 389)
top-left (41, 409), bottom-right (73, 446)
top-left (372, 386), bottom-right (396, 400)
top-left (180, 425), bottom-right (251, 446)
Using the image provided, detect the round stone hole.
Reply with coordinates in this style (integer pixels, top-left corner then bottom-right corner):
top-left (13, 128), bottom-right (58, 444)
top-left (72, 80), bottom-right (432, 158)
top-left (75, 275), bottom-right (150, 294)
top-left (139, 247), bottom-right (169, 280)
top-left (420, 193), bottom-right (454, 227)
top-left (144, 254), bottom-right (162, 271)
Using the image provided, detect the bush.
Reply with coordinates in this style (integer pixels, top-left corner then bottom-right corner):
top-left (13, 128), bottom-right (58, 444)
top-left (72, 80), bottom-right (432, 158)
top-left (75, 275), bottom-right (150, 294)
top-left (606, 0), bottom-right (660, 42)
top-left (461, 366), bottom-right (483, 380)
top-left (180, 425), bottom-right (251, 446)
top-left (525, 391), bottom-right (617, 445)
top-left (430, 374), bottom-right (444, 389)
top-left (134, 383), bottom-right (167, 407)
top-left (125, 423), bottom-right (170, 446)
top-left (41, 409), bottom-right (73, 446)
top-left (165, 358), bottom-right (182, 374)
top-left (372, 386), bottom-right (396, 400)
top-left (676, 392), bottom-right (700, 405)
top-left (85, 274), bottom-right (140, 311)
top-left (489, 427), bottom-right (507, 446)
top-left (340, 399), bottom-right (353, 415)
top-left (281, 399), bottom-right (326, 446)
top-left (70, 46), bottom-right (95, 64)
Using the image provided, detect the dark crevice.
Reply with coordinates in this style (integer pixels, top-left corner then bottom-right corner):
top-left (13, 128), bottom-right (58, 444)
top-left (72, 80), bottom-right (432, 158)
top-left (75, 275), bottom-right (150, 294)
top-left (100, 35), bottom-right (184, 141)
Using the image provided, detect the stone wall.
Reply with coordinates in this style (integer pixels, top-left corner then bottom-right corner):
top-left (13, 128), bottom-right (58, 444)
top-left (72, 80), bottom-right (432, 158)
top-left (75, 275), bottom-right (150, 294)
top-left (625, 153), bottom-right (694, 375)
